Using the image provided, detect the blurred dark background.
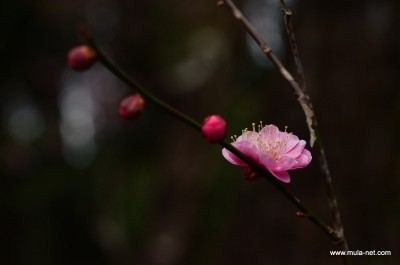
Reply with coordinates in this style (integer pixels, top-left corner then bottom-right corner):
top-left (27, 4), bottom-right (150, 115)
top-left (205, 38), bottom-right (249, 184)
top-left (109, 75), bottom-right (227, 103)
top-left (1, 0), bottom-right (399, 264)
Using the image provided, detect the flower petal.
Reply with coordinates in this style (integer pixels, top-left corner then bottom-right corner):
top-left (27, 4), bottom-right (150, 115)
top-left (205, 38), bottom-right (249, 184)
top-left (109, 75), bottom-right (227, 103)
top-left (236, 131), bottom-right (258, 142)
top-left (222, 148), bottom-right (246, 166)
top-left (269, 170), bottom-right (291, 183)
top-left (259, 155), bottom-right (277, 170)
top-left (258, 154), bottom-right (297, 173)
top-left (285, 133), bottom-right (300, 152)
top-left (292, 149), bottom-right (312, 169)
top-left (222, 141), bottom-right (259, 167)
top-left (285, 140), bottom-right (306, 158)
top-left (275, 156), bottom-right (298, 171)
top-left (259, 124), bottom-right (279, 141)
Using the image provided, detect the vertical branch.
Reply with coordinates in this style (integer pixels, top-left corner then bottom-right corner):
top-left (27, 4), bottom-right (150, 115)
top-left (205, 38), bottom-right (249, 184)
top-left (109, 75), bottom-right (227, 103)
top-left (218, 0), bottom-right (349, 253)
top-left (279, 0), bottom-right (306, 91)
top-left (218, 0), bottom-right (316, 146)
top-left (278, 0), bottom-right (349, 252)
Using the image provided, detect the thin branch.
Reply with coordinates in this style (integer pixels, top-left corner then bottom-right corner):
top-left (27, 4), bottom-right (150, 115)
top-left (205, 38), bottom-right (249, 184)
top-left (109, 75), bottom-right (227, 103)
top-left (279, 0), bottom-right (306, 91)
top-left (220, 142), bottom-right (340, 242)
top-left (78, 26), bottom-right (202, 132)
top-left (278, 0), bottom-right (349, 252)
top-left (218, 0), bottom-right (349, 253)
top-left (78, 26), bottom-right (341, 242)
top-left (218, 0), bottom-right (316, 147)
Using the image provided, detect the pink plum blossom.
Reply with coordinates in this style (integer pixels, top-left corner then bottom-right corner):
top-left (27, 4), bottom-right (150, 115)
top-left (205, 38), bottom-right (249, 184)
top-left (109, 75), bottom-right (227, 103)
top-left (222, 122), bottom-right (312, 183)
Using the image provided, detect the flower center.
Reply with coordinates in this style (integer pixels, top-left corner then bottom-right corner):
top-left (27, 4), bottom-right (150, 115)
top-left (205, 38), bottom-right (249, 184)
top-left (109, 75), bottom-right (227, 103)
top-left (231, 122), bottom-right (292, 160)
top-left (260, 124), bottom-right (292, 160)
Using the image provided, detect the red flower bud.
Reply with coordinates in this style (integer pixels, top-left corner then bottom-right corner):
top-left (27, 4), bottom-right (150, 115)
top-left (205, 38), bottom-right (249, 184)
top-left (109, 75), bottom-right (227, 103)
top-left (242, 167), bottom-right (259, 181)
top-left (119, 94), bottom-right (145, 119)
top-left (67, 45), bottom-right (97, 71)
top-left (202, 115), bottom-right (227, 143)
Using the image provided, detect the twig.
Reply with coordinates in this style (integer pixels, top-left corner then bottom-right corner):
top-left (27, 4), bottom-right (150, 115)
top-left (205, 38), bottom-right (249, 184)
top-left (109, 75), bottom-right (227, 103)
top-left (78, 26), bottom-right (201, 132)
top-left (78, 26), bottom-right (341, 243)
top-left (219, 143), bottom-right (340, 242)
top-left (218, 0), bottom-right (349, 253)
top-left (278, 0), bottom-right (349, 253)
top-left (279, 0), bottom-right (306, 91)
top-left (218, 0), bottom-right (316, 147)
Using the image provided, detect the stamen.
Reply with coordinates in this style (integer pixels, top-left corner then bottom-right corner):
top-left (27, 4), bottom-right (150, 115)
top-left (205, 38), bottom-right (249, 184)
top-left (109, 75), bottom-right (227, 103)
top-left (230, 123), bottom-right (290, 160)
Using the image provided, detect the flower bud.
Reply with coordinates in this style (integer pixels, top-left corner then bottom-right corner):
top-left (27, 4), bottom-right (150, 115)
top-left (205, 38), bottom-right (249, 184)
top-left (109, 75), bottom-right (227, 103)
top-left (67, 45), bottom-right (97, 71)
top-left (242, 167), bottom-right (259, 181)
top-left (119, 94), bottom-right (145, 119)
top-left (202, 115), bottom-right (227, 143)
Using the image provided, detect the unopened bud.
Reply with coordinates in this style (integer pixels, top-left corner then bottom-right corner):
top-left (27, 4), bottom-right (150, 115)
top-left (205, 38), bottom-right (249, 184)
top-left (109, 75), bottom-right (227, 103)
top-left (295, 211), bottom-right (306, 218)
top-left (242, 167), bottom-right (259, 181)
top-left (119, 94), bottom-right (145, 119)
top-left (202, 115), bottom-right (227, 143)
top-left (216, 0), bottom-right (225, 7)
top-left (68, 45), bottom-right (97, 71)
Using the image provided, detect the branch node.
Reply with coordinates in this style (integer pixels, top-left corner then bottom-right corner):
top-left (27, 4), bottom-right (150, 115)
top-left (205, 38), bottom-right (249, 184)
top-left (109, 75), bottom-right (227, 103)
top-left (261, 44), bottom-right (271, 54)
top-left (280, 0), bottom-right (292, 16)
top-left (216, 0), bottom-right (225, 7)
top-left (233, 9), bottom-right (242, 19)
top-left (280, 68), bottom-right (294, 82)
top-left (77, 24), bottom-right (93, 43)
top-left (333, 237), bottom-right (344, 245)
top-left (295, 211), bottom-right (306, 218)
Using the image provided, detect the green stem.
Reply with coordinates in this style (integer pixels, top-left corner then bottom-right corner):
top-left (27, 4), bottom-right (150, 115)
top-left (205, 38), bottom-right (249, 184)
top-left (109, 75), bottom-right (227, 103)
top-left (78, 28), bottom-right (340, 242)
